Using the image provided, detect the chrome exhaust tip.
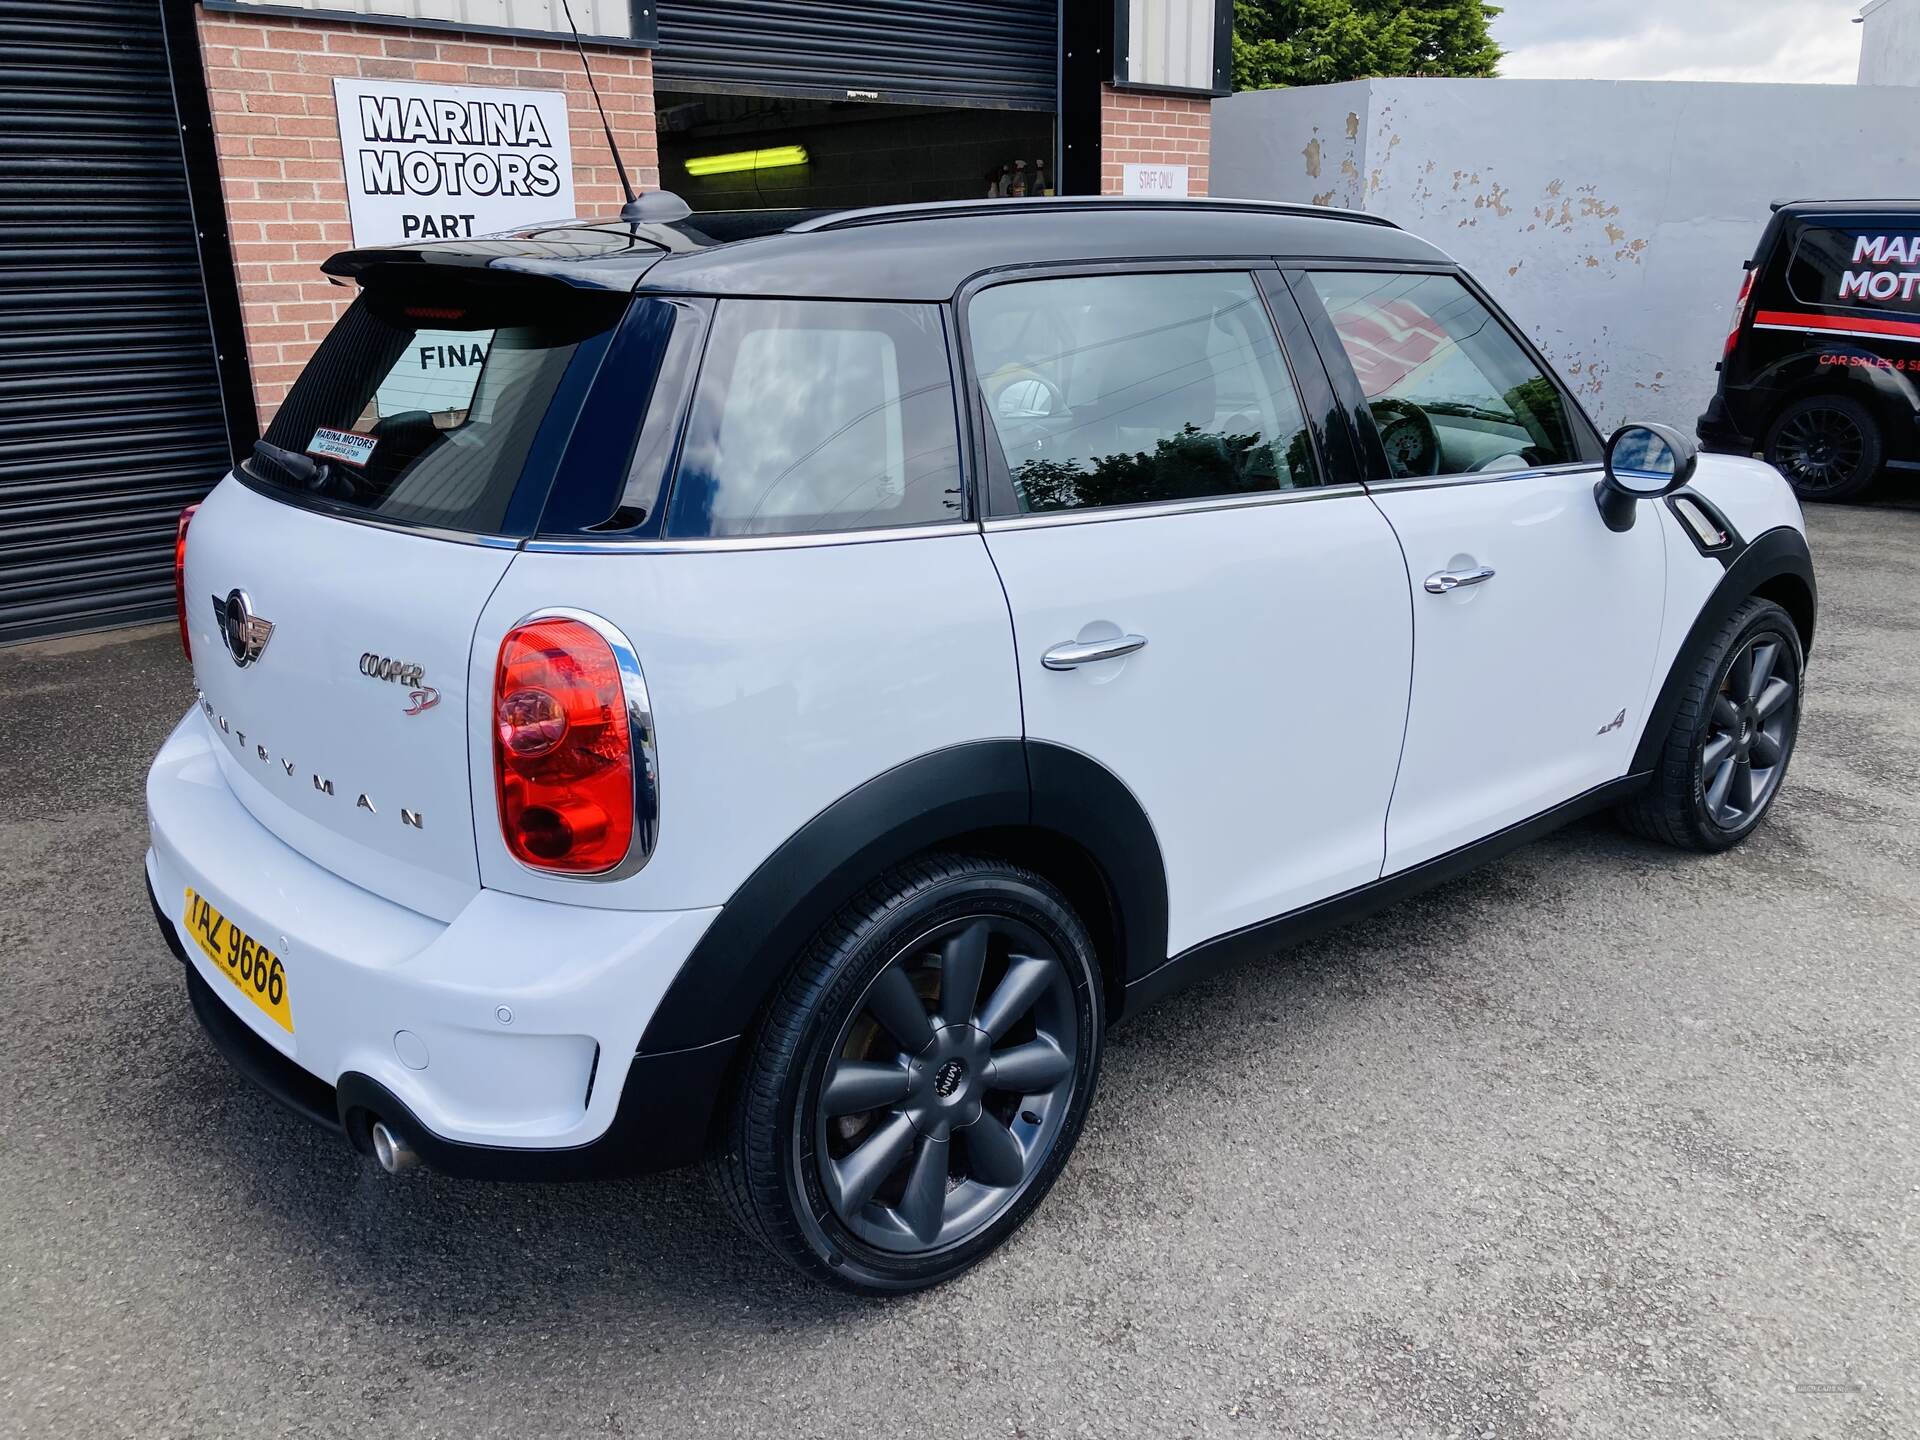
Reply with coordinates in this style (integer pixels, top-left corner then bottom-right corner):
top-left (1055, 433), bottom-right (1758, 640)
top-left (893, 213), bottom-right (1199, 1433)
top-left (370, 1121), bottom-right (419, 1175)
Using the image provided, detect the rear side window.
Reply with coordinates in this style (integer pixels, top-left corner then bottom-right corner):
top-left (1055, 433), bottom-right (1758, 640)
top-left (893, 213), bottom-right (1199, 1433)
top-left (968, 270), bottom-right (1320, 514)
top-left (1787, 222), bottom-right (1920, 316)
top-left (1305, 271), bottom-right (1593, 478)
top-left (664, 300), bottom-right (963, 538)
top-left (248, 282), bottom-right (624, 535)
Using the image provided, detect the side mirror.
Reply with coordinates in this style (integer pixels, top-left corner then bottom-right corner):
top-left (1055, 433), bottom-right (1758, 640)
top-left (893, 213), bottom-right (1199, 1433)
top-left (1597, 422), bottom-right (1697, 532)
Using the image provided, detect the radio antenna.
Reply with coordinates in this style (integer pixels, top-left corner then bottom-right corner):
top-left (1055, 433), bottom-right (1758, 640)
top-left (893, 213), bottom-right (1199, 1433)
top-left (559, 0), bottom-right (637, 208)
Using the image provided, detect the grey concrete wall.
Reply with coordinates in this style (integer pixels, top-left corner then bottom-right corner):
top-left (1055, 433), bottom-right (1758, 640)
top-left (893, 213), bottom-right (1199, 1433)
top-left (1213, 78), bottom-right (1920, 434)
top-left (1860, 0), bottom-right (1920, 86)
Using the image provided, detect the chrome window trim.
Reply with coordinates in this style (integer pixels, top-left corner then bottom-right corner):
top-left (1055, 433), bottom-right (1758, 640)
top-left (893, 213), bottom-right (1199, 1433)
top-left (522, 520), bottom-right (983, 555)
top-left (499, 607), bottom-right (659, 883)
top-left (982, 482), bottom-right (1366, 531)
top-left (1358, 461), bottom-right (1603, 495)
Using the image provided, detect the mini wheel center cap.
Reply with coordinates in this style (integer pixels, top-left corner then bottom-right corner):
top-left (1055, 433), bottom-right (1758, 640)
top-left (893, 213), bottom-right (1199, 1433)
top-left (933, 1058), bottom-right (968, 1098)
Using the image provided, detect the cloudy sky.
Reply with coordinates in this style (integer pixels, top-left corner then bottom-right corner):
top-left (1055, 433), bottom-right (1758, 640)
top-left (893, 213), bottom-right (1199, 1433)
top-left (1494, 0), bottom-right (1868, 84)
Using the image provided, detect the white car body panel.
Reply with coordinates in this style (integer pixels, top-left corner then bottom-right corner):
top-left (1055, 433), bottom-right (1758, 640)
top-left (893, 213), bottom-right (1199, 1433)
top-left (1685, 453), bottom-right (1808, 551)
top-left (470, 531), bottom-right (1024, 910)
top-left (184, 478), bottom-right (511, 922)
top-left (984, 494), bottom-right (1413, 955)
top-left (1370, 465), bottom-right (1668, 872)
top-left (146, 714), bottom-right (719, 1148)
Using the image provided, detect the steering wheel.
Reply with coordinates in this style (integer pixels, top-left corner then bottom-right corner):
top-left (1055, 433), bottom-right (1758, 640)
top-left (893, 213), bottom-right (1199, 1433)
top-left (1369, 398), bottom-right (1441, 478)
top-left (986, 366), bottom-right (1069, 424)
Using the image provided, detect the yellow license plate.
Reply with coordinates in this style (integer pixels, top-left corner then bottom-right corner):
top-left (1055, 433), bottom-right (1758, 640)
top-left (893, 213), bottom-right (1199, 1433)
top-left (183, 886), bottom-right (292, 1033)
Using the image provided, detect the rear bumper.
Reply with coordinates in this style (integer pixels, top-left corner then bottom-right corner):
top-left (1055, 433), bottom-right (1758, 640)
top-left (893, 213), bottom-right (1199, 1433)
top-left (146, 711), bottom-right (733, 1177)
top-left (1696, 392), bottom-right (1755, 454)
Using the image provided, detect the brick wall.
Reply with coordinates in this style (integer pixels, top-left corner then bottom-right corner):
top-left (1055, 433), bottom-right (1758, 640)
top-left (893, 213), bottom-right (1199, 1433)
top-left (1099, 86), bottom-right (1211, 196)
top-left (197, 10), bottom-right (657, 421)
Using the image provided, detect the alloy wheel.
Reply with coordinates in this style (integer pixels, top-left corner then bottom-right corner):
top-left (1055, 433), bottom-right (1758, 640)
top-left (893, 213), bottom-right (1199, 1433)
top-left (811, 914), bottom-right (1082, 1255)
top-left (1773, 406), bottom-right (1865, 495)
top-left (1700, 632), bottom-right (1798, 831)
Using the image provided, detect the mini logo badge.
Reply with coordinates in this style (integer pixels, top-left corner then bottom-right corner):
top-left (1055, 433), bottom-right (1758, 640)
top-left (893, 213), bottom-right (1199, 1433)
top-left (211, 589), bottom-right (274, 668)
top-left (933, 1059), bottom-right (967, 1098)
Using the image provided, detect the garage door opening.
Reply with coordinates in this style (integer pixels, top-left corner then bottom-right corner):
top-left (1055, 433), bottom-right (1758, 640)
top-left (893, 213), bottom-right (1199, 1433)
top-left (656, 92), bottom-right (1055, 212)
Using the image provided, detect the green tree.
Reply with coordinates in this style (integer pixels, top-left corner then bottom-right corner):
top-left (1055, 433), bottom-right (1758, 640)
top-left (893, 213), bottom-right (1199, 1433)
top-left (1232, 0), bottom-right (1503, 91)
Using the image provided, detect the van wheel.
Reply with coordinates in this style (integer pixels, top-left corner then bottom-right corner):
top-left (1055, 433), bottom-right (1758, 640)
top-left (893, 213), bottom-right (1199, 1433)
top-left (1765, 395), bottom-right (1882, 501)
top-left (1619, 597), bottom-right (1803, 852)
top-left (709, 854), bottom-right (1103, 1293)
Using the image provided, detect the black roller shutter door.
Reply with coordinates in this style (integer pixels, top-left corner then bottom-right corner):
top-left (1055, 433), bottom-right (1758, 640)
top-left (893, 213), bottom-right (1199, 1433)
top-left (656, 0), bottom-right (1057, 110)
top-left (0, 1), bottom-right (234, 645)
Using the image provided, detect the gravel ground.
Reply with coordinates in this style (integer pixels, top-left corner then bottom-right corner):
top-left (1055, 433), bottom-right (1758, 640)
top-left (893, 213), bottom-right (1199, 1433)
top-left (2, 502), bottom-right (1916, 1440)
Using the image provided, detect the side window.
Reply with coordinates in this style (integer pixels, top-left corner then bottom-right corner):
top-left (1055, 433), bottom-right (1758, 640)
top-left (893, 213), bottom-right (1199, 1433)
top-left (1305, 270), bottom-right (1593, 480)
top-left (968, 271), bottom-right (1321, 515)
top-left (665, 299), bottom-right (963, 538)
top-left (1788, 223), bottom-right (1920, 316)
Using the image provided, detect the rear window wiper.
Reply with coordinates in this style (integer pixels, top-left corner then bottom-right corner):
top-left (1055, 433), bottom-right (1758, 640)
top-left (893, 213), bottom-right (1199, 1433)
top-left (252, 440), bottom-right (360, 500)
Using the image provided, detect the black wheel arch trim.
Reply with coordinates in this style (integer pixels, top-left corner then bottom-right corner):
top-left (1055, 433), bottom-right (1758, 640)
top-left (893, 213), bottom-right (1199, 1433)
top-left (1630, 524), bottom-right (1816, 777)
top-left (636, 739), bottom-right (1170, 1056)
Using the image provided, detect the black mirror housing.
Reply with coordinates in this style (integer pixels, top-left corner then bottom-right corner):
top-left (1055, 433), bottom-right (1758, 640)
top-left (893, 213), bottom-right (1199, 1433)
top-left (1597, 421), bottom-right (1699, 532)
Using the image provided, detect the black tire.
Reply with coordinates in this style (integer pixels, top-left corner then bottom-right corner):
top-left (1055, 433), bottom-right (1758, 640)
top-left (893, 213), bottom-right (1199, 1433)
top-left (1619, 597), bottom-right (1804, 852)
top-left (1764, 394), bottom-right (1883, 502)
top-left (708, 853), bottom-right (1104, 1293)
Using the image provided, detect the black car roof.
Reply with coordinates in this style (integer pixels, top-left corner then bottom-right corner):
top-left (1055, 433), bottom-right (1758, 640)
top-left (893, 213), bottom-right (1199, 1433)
top-left (322, 197), bottom-right (1453, 300)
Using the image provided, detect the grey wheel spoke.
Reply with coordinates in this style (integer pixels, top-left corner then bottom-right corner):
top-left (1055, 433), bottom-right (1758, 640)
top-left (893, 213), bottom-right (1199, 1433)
top-left (988, 1038), bottom-right (1072, 1093)
top-left (1705, 755), bottom-right (1737, 816)
top-left (1729, 757), bottom-right (1755, 815)
top-left (864, 964), bottom-right (934, 1054)
top-left (1726, 648), bottom-right (1753, 703)
top-left (1750, 731), bottom-right (1784, 769)
top-left (937, 919), bottom-right (990, 1027)
top-left (895, 1135), bottom-right (951, 1244)
top-left (831, 1111), bottom-right (917, 1213)
top-left (964, 1113), bottom-right (1027, 1188)
top-left (822, 1059), bottom-right (912, 1117)
top-left (1701, 732), bottom-right (1737, 774)
top-left (1712, 696), bottom-right (1741, 731)
top-left (1746, 641), bottom-right (1779, 701)
top-left (1755, 676), bottom-right (1793, 720)
top-left (975, 955), bottom-right (1057, 1042)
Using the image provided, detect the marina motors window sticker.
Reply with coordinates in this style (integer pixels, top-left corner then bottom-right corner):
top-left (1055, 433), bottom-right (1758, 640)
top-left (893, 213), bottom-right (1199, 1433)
top-left (332, 77), bottom-right (576, 247)
top-left (1759, 229), bottom-right (1920, 352)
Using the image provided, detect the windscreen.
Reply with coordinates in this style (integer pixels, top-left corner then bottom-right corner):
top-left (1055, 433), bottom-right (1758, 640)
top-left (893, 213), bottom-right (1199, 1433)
top-left (247, 279), bottom-right (625, 535)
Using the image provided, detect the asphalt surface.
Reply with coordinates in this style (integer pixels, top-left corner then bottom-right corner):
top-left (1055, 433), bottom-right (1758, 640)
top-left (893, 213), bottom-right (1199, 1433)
top-left (3, 502), bottom-right (1917, 1440)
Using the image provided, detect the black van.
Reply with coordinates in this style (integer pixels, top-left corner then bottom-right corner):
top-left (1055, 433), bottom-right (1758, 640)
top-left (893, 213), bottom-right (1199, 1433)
top-left (1699, 199), bottom-right (1920, 501)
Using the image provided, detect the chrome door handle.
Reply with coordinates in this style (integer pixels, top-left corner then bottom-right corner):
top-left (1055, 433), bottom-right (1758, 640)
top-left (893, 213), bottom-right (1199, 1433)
top-left (1424, 565), bottom-right (1496, 594)
top-left (1042, 634), bottom-right (1148, 670)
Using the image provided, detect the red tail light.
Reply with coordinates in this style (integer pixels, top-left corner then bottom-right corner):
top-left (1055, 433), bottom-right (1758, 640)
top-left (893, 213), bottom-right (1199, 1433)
top-left (1724, 270), bottom-right (1755, 357)
top-left (493, 615), bottom-right (638, 874)
top-left (174, 504), bottom-right (199, 661)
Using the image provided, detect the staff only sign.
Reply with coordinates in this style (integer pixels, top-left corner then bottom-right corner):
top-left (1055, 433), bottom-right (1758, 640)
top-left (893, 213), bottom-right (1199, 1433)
top-left (332, 77), bottom-right (575, 246)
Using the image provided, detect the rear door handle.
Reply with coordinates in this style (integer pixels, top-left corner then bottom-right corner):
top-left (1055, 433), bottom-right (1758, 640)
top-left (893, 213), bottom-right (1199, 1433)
top-left (1042, 634), bottom-right (1148, 671)
top-left (1424, 565), bottom-right (1496, 594)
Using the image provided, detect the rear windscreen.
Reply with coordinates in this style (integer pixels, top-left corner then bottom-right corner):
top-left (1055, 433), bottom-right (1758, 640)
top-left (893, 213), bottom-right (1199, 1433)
top-left (1787, 223), bottom-right (1920, 316)
top-left (246, 280), bottom-right (625, 534)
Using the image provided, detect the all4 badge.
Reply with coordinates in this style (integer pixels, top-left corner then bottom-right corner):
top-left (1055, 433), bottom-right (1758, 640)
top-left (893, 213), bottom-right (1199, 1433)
top-left (1596, 708), bottom-right (1627, 736)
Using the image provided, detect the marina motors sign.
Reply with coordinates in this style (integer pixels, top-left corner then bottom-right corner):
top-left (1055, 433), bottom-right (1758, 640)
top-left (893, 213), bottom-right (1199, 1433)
top-left (1835, 233), bottom-right (1920, 310)
top-left (333, 77), bottom-right (576, 247)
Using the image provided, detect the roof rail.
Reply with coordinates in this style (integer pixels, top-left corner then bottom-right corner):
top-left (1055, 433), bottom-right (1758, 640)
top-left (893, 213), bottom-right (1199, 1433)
top-left (1770, 197), bottom-right (1920, 212)
top-left (789, 195), bottom-right (1400, 234)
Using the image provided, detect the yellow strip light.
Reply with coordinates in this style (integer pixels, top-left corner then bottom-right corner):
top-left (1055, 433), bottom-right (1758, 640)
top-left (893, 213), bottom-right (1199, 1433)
top-left (684, 145), bottom-right (810, 178)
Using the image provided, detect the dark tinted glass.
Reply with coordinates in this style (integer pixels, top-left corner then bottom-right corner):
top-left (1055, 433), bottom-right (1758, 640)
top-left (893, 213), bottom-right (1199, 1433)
top-left (969, 271), bottom-right (1319, 514)
top-left (250, 283), bottom-right (622, 534)
top-left (1307, 270), bottom-right (1591, 479)
top-left (665, 300), bottom-right (963, 538)
top-left (1788, 222), bottom-right (1920, 316)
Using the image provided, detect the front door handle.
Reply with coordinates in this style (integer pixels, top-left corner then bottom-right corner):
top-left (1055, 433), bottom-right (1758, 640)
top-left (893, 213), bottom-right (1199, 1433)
top-left (1042, 634), bottom-right (1148, 671)
top-left (1424, 565), bottom-right (1496, 595)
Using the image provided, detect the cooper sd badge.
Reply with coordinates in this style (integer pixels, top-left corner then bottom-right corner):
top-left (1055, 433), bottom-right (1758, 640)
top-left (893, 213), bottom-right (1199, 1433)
top-left (360, 652), bottom-right (439, 715)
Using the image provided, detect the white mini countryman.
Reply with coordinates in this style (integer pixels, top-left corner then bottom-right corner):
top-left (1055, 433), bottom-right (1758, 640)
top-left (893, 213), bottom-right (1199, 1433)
top-left (147, 197), bottom-right (1815, 1293)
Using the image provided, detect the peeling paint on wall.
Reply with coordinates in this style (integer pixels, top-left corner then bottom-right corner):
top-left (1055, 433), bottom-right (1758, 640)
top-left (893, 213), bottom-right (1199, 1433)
top-left (1303, 136), bottom-right (1322, 178)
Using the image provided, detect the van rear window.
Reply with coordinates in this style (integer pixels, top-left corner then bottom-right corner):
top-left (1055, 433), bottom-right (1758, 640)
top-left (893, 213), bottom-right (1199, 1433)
top-left (246, 281), bottom-right (626, 535)
top-left (1787, 223), bottom-right (1920, 316)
